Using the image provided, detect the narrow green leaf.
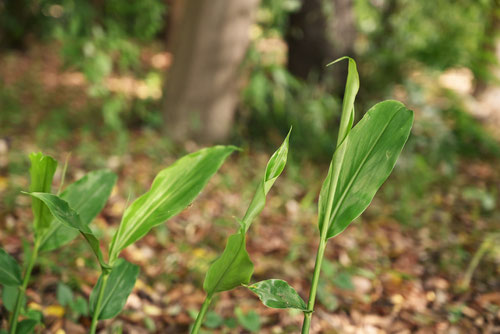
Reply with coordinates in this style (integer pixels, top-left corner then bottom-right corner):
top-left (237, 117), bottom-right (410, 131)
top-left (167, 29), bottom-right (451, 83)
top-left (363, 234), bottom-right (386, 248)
top-left (0, 248), bottom-right (22, 286)
top-left (327, 57), bottom-right (359, 145)
top-left (24, 192), bottom-right (110, 270)
top-left (29, 152), bottom-right (57, 234)
top-left (40, 170), bottom-right (117, 252)
top-left (202, 134), bottom-right (290, 296)
top-left (240, 129), bottom-right (290, 232)
top-left (89, 258), bottom-right (139, 320)
top-left (319, 100), bottom-right (414, 239)
top-left (248, 279), bottom-right (307, 311)
top-left (108, 145), bottom-right (237, 262)
top-left (203, 232), bottom-right (253, 294)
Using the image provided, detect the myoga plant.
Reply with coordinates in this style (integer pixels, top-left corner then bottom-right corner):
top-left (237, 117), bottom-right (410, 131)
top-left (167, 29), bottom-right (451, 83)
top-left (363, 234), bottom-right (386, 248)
top-left (0, 153), bottom-right (116, 334)
top-left (246, 57), bottom-right (414, 333)
top-left (22, 146), bottom-right (237, 333)
top-left (191, 131), bottom-right (290, 334)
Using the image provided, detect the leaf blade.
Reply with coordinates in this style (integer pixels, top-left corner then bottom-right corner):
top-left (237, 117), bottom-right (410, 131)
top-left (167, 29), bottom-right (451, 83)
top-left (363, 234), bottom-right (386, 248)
top-left (89, 258), bottom-right (139, 320)
top-left (29, 152), bottom-right (57, 234)
top-left (203, 232), bottom-right (253, 294)
top-left (202, 133), bottom-right (291, 295)
top-left (40, 170), bottom-right (117, 252)
top-left (0, 248), bottom-right (22, 286)
top-left (319, 100), bottom-right (414, 238)
top-left (108, 145), bottom-right (236, 261)
top-left (240, 129), bottom-right (290, 232)
top-left (25, 192), bottom-right (110, 270)
top-left (248, 279), bottom-right (307, 311)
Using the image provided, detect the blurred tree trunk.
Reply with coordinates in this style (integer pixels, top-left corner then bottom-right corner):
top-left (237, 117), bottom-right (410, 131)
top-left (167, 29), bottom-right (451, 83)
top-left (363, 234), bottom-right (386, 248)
top-left (286, 0), bottom-right (356, 91)
top-left (163, 0), bottom-right (259, 143)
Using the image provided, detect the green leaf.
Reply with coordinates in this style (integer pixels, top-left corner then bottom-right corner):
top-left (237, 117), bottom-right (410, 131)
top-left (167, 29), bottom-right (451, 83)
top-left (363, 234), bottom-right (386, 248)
top-left (202, 134), bottom-right (290, 296)
top-left (203, 233), bottom-right (253, 294)
top-left (318, 100), bottom-right (413, 239)
top-left (333, 271), bottom-right (354, 291)
top-left (248, 279), bottom-right (307, 311)
top-left (108, 145), bottom-right (236, 262)
top-left (89, 258), bottom-right (139, 320)
top-left (40, 170), bottom-right (117, 252)
top-left (56, 282), bottom-right (74, 307)
top-left (16, 319), bottom-right (38, 334)
top-left (2, 285), bottom-right (23, 312)
top-left (235, 308), bottom-right (261, 333)
top-left (204, 311), bottom-right (224, 329)
top-left (24, 309), bottom-right (43, 323)
top-left (327, 57), bottom-right (359, 146)
top-left (24, 192), bottom-right (110, 271)
top-left (240, 129), bottom-right (291, 232)
top-left (29, 152), bottom-right (58, 234)
top-left (70, 296), bottom-right (89, 316)
top-left (0, 248), bottom-right (22, 286)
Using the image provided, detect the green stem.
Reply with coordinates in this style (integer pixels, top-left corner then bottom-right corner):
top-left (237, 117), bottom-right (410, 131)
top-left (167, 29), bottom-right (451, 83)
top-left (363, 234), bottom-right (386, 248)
top-left (301, 237), bottom-right (327, 334)
top-left (9, 239), bottom-right (41, 334)
top-left (191, 293), bottom-right (213, 334)
top-left (89, 272), bottom-right (110, 334)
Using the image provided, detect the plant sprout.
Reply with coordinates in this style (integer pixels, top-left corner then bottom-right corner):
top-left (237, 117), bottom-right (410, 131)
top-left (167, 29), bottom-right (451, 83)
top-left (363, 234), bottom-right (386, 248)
top-left (246, 57), bottom-right (414, 334)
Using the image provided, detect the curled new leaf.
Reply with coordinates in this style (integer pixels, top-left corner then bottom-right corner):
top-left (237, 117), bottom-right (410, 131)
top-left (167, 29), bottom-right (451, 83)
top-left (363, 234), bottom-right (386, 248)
top-left (108, 145), bottom-right (237, 262)
top-left (240, 129), bottom-right (291, 232)
top-left (89, 258), bottom-right (139, 320)
top-left (24, 192), bottom-right (110, 271)
top-left (318, 100), bottom-right (413, 239)
top-left (40, 170), bottom-right (117, 252)
top-left (248, 279), bottom-right (307, 311)
top-left (0, 248), bottom-right (22, 286)
top-left (202, 132), bottom-right (291, 295)
top-left (327, 57), bottom-right (359, 145)
top-left (29, 152), bottom-right (57, 234)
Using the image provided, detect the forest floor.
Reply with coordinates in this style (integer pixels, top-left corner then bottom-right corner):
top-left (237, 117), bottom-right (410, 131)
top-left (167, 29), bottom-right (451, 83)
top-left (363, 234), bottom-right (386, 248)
top-left (0, 44), bottom-right (499, 334)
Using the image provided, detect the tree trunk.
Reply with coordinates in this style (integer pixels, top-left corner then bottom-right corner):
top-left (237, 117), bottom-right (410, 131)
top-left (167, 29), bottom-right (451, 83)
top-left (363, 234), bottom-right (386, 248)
top-left (163, 0), bottom-right (259, 143)
top-left (286, 0), bottom-right (356, 91)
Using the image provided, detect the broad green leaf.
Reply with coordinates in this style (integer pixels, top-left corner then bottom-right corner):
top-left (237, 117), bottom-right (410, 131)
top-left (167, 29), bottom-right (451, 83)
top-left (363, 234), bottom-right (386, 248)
top-left (235, 308), bottom-right (261, 333)
top-left (70, 296), bottom-right (89, 316)
top-left (25, 192), bottom-right (110, 271)
top-left (40, 170), bottom-right (117, 252)
top-left (240, 129), bottom-right (291, 232)
top-left (56, 282), bottom-right (74, 306)
top-left (16, 319), bottom-right (38, 334)
top-left (0, 248), bottom-right (22, 286)
top-left (248, 279), bottom-right (307, 311)
top-left (319, 100), bottom-right (413, 239)
top-left (203, 232), bottom-right (253, 294)
top-left (327, 57), bottom-right (359, 145)
top-left (204, 311), bottom-right (224, 329)
top-left (29, 152), bottom-right (57, 234)
top-left (108, 145), bottom-right (237, 262)
top-left (2, 285), bottom-right (23, 311)
top-left (89, 258), bottom-right (139, 320)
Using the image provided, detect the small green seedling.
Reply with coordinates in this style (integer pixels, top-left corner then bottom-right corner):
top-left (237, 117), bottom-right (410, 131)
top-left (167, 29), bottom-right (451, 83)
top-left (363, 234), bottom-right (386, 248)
top-left (190, 132), bottom-right (290, 334)
top-left (0, 153), bottom-right (116, 334)
top-left (24, 146), bottom-right (237, 333)
top-left (246, 57), bottom-right (414, 333)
